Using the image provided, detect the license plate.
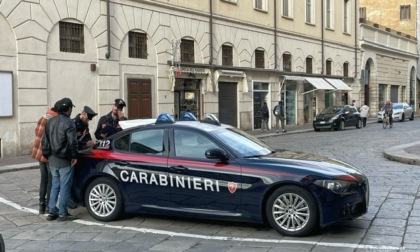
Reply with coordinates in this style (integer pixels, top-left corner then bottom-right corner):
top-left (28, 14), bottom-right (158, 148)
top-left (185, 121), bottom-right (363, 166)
top-left (320, 121), bottom-right (325, 124)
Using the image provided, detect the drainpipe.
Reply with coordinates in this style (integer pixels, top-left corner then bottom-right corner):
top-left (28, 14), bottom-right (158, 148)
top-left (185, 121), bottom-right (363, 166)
top-left (274, 0), bottom-right (278, 69)
top-left (354, 0), bottom-right (358, 79)
top-left (105, 0), bottom-right (111, 59)
top-left (209, 0), bottom-right (213, 65)
top-left (321, 0), bottom-right (324, 74)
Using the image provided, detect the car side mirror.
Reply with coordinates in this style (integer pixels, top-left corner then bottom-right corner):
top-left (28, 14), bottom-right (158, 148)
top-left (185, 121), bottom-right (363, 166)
top-left (205, 148), bottom-right (228, 161)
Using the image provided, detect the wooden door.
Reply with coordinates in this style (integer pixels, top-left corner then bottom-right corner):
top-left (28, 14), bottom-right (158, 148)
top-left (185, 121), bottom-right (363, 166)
top-left (127, 79), bottom-right (152, 119)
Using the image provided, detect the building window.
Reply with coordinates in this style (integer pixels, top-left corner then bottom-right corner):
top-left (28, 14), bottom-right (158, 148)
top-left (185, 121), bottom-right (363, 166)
top-left (305, 0), bottom-right (315, 24)
top-left (400, 5), bottom-right (411, 20)
top-left (282, 0), bottom-right (293, 18)
top-left (128, 31), bottom-right (147, 59)
top-left (343, 62), bottom-right (349, 77)
top-left (255, 49), bottom-right (265, 69)
top-left (306, 57), bottom-right (313, 74)
top-left (283, 53), bottom-right (292, 72)
top-left (181, 39), bottom-right (194, 63)
top-left (222, 45), bottom-right (233, 66)
top-left (325, 0), bottom-right (334, 29)
top-left (359, 7), bottom-right (366, 22)
top-left (326, 59), bottom-right (332, 75)
top-left (254, 0), bottom-right (268, 11)
top-left (59, 21), bottom-right (84, 53)
top-left (343, 0), bottom-right (350, 33)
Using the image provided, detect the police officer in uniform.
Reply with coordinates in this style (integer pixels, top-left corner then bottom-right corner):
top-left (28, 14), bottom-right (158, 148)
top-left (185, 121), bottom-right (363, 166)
top-left (94, 98), bottom-right (127, 140)
top-left (73, 106), bottom-right (98, 150)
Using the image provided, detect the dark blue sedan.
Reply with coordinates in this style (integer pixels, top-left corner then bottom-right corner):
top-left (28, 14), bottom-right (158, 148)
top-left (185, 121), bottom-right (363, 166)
top-left (72, 114), bottom-right (369, 237)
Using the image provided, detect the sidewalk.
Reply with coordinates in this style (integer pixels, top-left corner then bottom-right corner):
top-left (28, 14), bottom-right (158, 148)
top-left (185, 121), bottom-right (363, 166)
top-left (0, 117), bottom-right (418, 172)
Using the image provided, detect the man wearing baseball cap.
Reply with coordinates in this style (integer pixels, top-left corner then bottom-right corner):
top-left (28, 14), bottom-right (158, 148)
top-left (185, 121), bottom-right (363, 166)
top-left (94, 98), bottom-right (127, 140)
top-left (73, 105), bottom-right (98, 150)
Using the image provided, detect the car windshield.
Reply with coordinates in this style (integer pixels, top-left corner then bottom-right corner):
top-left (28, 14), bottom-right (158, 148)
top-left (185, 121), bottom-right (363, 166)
top-left (393, 103), bottom-right (403, 109)
top-left (319, 106), bottom-right (342, 115)
top-left (212, 127), bottom-right (273, 157)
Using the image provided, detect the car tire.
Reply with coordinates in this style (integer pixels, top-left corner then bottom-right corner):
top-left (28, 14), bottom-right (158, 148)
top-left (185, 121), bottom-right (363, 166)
top-left (266, 186), bottom-right (318, 237)
top-left (400, 113), bottom-right (405, 122)
top-left (314, 128), bottom-right (320, 132)
top-left (410, 113), bottom-right (414, 121)
top-left (85, 177), bottom-right (124, 222)
top-left (356, 119), bottom-right (362, 129)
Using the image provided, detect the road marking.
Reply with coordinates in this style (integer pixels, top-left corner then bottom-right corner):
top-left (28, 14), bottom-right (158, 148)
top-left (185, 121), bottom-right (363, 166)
top-left (0, 196), bottom-right (404, 250)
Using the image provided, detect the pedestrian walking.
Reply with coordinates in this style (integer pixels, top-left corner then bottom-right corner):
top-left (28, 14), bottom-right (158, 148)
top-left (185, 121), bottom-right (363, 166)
top-left (273, 101), bottom-right (287, 133)
top-left (42, 98), bottom-right (79, 221)
top-left (94, 98), bottom-right (127, 140)
top-left (31, 106), bottom-right (58, 214)
top-left (360, 104), bottom-right (369, 127)
top-left (260, 102), bottom-right (269, 131)
top-left (382, 100), bottom-right (393, 128)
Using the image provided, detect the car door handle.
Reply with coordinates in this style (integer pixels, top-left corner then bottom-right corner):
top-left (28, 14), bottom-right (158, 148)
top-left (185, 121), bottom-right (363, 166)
top-left (115, 161), bottom-right (129, 166)
top-left (170, 165), bottom-right (188, 172)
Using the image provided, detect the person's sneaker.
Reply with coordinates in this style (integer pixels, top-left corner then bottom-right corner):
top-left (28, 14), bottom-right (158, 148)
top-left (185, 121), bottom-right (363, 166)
top-left (39, 202), bottom-right (46, 214)
top-left (282, 129), bottom-right (287, 133)
top-left (57, 213), bottom-right (78, 222)
top-left (46, 213), bottom-right (58, 221)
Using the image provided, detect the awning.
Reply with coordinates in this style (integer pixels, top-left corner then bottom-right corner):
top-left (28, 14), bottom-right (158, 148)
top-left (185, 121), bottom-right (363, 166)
top-left (214, 70), bottom-right (248, 93)
top-left (325, 78), bottom-right (352, 91)
top-left (304, 77), bottom-right (336, 90)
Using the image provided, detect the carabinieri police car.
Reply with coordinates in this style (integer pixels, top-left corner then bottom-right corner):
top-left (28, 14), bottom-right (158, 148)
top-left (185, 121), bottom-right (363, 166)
top-left (72, 113), bottom-right (369, 237)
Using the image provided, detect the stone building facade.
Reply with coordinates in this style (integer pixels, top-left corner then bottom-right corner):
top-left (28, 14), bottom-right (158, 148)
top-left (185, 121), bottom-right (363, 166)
top-left (0, 0), bottom-right (415, 157)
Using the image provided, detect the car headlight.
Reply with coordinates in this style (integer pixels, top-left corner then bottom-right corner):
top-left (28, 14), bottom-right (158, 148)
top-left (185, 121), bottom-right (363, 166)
top-left (314, 180), bottom-right (357, 193)
top-left (328, 115), bottom-right (338, 122)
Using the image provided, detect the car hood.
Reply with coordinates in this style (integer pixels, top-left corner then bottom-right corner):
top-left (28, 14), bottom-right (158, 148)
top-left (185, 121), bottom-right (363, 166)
top-left (315, 113), bottom-right (337, 120)
top-left (243, 149), bottom-right (366, 182)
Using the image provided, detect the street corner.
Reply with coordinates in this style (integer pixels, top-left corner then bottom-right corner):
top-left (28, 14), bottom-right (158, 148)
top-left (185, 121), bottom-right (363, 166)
top-left (383, 141), bottom-right (420, 165)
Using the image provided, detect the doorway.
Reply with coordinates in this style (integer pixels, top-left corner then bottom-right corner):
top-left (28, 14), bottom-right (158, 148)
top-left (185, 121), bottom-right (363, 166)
top-left (253, 82), bottom-right (269, 129)
top-left (174, 79), bottom-right (201, 120)
top-left (127, 79), bottom-right (152, 119)
top-left (218, 82), bottom-right (238, 127)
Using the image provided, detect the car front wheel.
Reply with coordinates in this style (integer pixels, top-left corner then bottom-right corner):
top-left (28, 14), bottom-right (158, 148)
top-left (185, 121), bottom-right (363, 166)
top-left (400, 113), bottom-right (405, 122)
top-left (410, 112), bottom-right (414, 121)
top-left (266, 186), bottom-right (318, 237)
top-left (85, 177), bottom-right (124, 222)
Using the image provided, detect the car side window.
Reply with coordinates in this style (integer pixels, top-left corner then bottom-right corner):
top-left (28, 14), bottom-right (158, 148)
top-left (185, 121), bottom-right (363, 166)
top-left (174, 129), bottom-right (218, 159)
top-left (114, 129), bottom-right (165, 155)
top-left (350, 107), bottom-right (357, 113)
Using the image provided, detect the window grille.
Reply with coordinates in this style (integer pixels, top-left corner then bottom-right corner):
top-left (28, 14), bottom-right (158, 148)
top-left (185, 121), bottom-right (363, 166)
top-left (283, 53), bottom-right (291, 72)
top-left (222, 45), bottom-right (233, 66)
top-left (181, 39), bottom-right (195, 63)
top-left (255, 50), bottom-right (265, 69)
top-left (59, 21), bottom-right (84, 53)
top-left (306, 57), bottom-right (312, 74)
top-left (129, 31), bottom-right (147, 59)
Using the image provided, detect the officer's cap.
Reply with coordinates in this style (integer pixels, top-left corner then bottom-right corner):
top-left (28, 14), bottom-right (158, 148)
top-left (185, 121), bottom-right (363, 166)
top-left (83, 106), bottom-right (98, 120)
top-left (114, 99), bottom-right (126, 109)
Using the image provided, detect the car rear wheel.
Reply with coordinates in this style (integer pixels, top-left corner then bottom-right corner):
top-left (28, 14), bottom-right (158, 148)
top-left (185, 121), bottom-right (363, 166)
top-left (410, 113), bottom-right (414, 121)
top-left (85, 177), bottom-right (124, 222)
top-left (266, 186), bottom-right (318, 237)
top-left (356, 119), bottom-right (362, 129)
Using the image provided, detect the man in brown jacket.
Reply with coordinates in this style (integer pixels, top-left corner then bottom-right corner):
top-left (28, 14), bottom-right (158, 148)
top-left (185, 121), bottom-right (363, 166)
top-left (31, 106), bottom-right (58, 214)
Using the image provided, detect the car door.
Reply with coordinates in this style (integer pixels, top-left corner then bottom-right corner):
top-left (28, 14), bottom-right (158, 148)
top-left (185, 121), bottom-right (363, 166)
top-left (168, 128), bottom-right (242, 215)
top-left (111, 128), bottom-right (170, 208)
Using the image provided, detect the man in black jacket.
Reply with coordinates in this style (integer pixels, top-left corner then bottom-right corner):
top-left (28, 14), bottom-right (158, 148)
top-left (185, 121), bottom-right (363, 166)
top-left (42, 98), bottom-right (78, 221)
top-left (94, 98), bottom-right (127, 140)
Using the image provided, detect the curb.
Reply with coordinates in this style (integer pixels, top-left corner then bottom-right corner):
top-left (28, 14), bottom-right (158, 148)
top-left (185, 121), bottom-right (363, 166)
top-left (384, 141), bottom-right (420, 165)
top-left (0, 162), bottom-right (39, 174)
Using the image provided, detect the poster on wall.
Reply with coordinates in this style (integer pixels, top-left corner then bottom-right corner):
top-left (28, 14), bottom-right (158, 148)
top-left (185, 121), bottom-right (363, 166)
top-left (0, 72), bottom-right (13, 117)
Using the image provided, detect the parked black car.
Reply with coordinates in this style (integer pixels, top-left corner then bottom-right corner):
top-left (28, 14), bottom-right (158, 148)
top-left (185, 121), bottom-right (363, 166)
top-left (313, 105), bottom-right (362, 131)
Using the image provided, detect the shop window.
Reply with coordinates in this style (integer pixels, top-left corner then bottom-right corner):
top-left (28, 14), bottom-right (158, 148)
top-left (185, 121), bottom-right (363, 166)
top-left (255, 49), bottom-right (265, 68)
top-left (306, 57), bottom-right (312, 74)
top-left (222, 45), bottom-right (233, 66)
top-left (129, 31), bottom-right (147, 59)
top-left (400, 5), bottom-right (411, 20)
top-left (283, 53), bottom-right (292, 72)
top-left (181, 39), bottom-right (194, 63)
top-left (59, 21), bottom-right (84, 53)
top-left (343, 62), bottom-right (349, 77)
top-left (326, 59), bottom-right (332, 75)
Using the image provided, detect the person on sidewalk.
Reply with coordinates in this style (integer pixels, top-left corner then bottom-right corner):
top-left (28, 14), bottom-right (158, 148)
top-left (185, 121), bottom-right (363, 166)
top-left (73, 106), bottom-right (98, 150)
top-left (360, 103), bottom-right (369, 127)
top-left (382, 100), bottom-right (393, 128)
top-left (260, 102), bottom-right (269, 131)
top-left (94, 98), bottom-right (127, 140)
top-left (31, 106), bottom-right (58, 214)
top-left (273, 101), bottom-right (287, 133)
top-left (42, 98), bottom-right (79, 221)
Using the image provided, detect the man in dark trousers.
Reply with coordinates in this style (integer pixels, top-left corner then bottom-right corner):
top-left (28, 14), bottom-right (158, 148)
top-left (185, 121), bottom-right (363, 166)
top-left (42, 98), bottom-right (78, 221)
top-left (94, 98), bottom-right (127, 140)
top-left (273, 100), bottom-right (287, 133)
top-left (73, 106), bottom-right (98, 150)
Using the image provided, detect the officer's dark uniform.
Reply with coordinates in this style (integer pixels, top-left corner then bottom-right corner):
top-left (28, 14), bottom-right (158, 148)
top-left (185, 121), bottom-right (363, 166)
top-left (73, 106), bottom-right (97, 150)
top-left (94, 99), bottom-right (127, 140)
